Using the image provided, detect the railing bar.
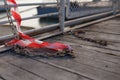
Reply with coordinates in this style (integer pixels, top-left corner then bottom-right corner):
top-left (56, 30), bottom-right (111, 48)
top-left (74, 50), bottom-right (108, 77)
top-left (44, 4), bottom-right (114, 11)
top-left (23, 12), bottom-right (58, 21)
top-left (0, 2), bottom-right (58, 8)
top-left (0, 12), bottom-right (59, 24)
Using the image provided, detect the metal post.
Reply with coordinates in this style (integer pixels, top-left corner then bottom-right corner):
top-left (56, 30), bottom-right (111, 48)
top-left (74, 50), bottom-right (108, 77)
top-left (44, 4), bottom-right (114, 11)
top-left (112, 0), bottom-right (117, 15)
top-left (59, 0), bottom-right (65, 33)
top-left (66, 0), bottom-right (70, 19)
top-left (118, 0), bottom-right (120, 11)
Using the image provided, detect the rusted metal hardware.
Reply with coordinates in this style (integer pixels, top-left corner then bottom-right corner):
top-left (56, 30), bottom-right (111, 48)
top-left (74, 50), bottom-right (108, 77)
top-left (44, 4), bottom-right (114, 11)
top-left (70, 29), bottom-right (108, 46)
top-left (3, 0), bottom-right (19, 39)
top-left (11, 45), bottom-right (76, 58)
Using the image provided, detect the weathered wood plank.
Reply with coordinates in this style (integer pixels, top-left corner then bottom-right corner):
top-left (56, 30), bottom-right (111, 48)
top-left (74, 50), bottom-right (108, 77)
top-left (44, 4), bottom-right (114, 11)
top-left (48, 38), bottom-right (120, 64)
top-left (64, 31), bottom-right (120, 44)
top-left (0, 76), bottom-right (5, 80)
top-left (35, 56), bottom-right (120, 80)
top-left (34, 38), bottom-right (120, 78)
top-left (50, 35), bottom-right (120, 56)
top-left (2, 52), bottom-right (120, 80)
top-left (77, 46), bottom-right (120, 65)
top-left (0, 78), bottom-right (4, 80)
top-left (83, 24), bottom-right (120, 34)
top-left (0, 58), bottom-right (44, 80)
top-left (78, 31), bottom-right (120, 43)
top-left (72, 46), bottom-right (120, 74)
top-left (41, 37), bottom-right (120, 79)
top-left (80, 45), bottom-right (120, 57)
top-left (82, 19), bottom-right (120, 34)
top-left (42, 17), bottom-right (120, 80)
top-left (37, 39), bottom-right (120, 80)
top-left (0, 53), bottom-right (91, 80)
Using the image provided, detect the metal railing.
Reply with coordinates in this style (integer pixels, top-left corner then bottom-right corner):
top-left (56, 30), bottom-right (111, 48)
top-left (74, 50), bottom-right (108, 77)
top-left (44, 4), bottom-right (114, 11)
top-left (0, 0), bottom-right (65, 43)
top-left (0, 1), bottom-right (59, 24)
top-left (66, 0), bottom-right (120, 19)
top-left (0, 0), bottom-right (120, 24)
top-left (0, 0), bottom-right (120, 44)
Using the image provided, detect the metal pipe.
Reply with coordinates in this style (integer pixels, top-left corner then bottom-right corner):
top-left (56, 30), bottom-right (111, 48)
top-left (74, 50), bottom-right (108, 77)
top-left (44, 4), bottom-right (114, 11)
top-left (59, 0), bottom-right (65, 32)
top-left (0, 12), bottom-right (59, 24)
top-left (0, 23), bottom-right (60, 44)
top-left (65, 13), bottom-right (120, 32)
top-left (112, 0), bottom-right (117, 15)
top-left (0, 2), bottom-right (57, 8)
top-left (65, 11), bottom-right (114, 26)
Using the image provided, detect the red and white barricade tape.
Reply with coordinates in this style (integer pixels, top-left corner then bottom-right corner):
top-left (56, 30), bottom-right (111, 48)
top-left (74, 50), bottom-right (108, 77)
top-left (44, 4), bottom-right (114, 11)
top-left (5, 0), bottom-right (75, 57)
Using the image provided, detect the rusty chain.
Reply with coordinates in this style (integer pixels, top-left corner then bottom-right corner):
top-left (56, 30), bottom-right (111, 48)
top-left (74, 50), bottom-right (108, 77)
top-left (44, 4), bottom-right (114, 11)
top-left (4, 0), bottom-right (75, 58)
top-left (3, 0), bottom-right (19, 39)
top-left (70, 29), bottom-right (108, 46)
top-left (12, 44), bottom-right (75, 58)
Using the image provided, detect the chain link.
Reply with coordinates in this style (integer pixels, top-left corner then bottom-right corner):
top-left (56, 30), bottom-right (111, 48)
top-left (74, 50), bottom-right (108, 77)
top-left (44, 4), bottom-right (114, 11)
top-left (70, 30), bottom-right (107, 46)
top-left (4, 0), bottom-right (75, 57)
top-left (3, 0), bottom-right (19, 39)
top-left (12, 45), bottom-right (75, 58)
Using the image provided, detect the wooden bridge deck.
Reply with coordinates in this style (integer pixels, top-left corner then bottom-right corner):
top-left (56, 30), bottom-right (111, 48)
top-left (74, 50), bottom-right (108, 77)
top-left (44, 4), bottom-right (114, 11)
top-left (0, 16), bottom-right (120, 80)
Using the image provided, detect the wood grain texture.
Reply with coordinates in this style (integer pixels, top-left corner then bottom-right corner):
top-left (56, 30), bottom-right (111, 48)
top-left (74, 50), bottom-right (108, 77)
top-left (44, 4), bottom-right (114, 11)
top-left (0, 54), bottom-right (89, 80)
top-left (0, 57), bottom-right (44, 80)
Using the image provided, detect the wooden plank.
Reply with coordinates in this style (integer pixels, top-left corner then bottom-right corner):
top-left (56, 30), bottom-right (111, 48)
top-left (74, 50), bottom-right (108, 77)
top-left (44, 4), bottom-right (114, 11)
top-left (49, 38), bottom-right (120, 64)
top-left (65, 34), bottom-right (120, 51)
top-left (2, 51), bottom-right (120, 80)
top-left (41, 37), bottom-right (120, 79)
top-left (64, 31), bottom-right (120, 44)
top-left (35, 55), bottom-right (120, 80)
top-left (0, 78), bottom-right (4, 80)
top-left (84, 24), bottom-right (120, 34)
top-left (50, 35), bottom-right (120, 56)
top-left (80, 45), bottom-right (120, 57)
top-left (0, 58), bottom-right (45, 80)
top-left (71, 46), bottom-right (120, 74)
top-left (75, 46), bottom-right (120, 65)
top-left (0, 53), bottom-right (91, 80)
top-left (78, 31), bottom-right (120, 43)
top-left (38, 38), bottom-right (120, 80)
top-left (82, 19), bottom-right (120, 34)
top-left (0, 76), bottom-right (5, 80)
top-left (75, 29), bottom-right (120, 36)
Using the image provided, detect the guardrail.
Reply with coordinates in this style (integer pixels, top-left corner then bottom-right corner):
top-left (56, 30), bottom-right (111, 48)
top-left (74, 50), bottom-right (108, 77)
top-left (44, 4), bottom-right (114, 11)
top-left (0, 12), bottom-right (59, 24)
top-left (0, 2), bottom-right (57, 8)
top-left (0, 0), bottom-right (65, 44)
top-left (0, 0), bottom-right (120, 44)
top-left (1, 0), bottom-right (119, 24)
top-left (66, 0), bottom-right (120, 19)
top-left (0, 2), bottom-right (59, 24)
